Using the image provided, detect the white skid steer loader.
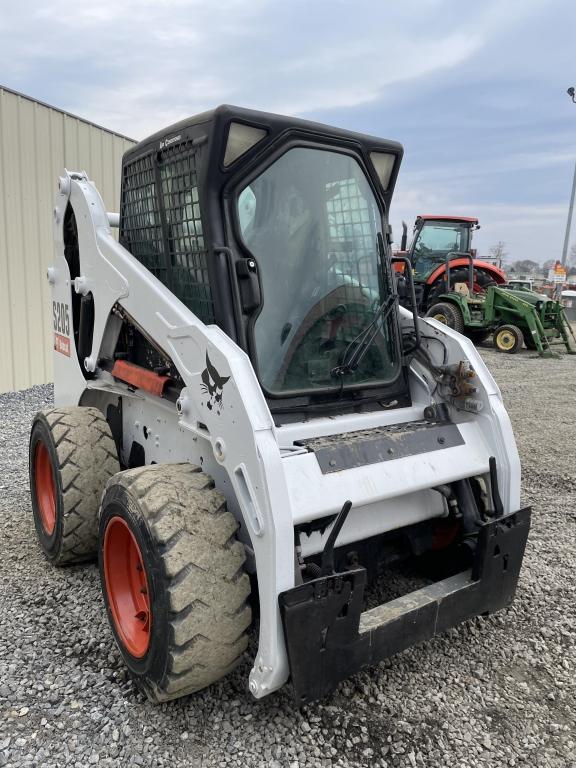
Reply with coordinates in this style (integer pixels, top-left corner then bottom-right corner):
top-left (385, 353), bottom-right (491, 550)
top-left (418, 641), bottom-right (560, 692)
top-left (29, 106), bottom-right (530, 704)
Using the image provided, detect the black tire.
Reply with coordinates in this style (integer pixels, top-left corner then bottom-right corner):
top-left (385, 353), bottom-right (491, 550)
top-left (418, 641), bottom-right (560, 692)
top-left (426, 268), bottom-right (497, 306)
top-left (467, 329), bottom-right (491, 345)
top-left (523, 330), bottom-right (538, 350)
top-left (98, 463), bottom-right (252, 703)
top-left (425, 302), bottom-right (465, 334)
top-left (493, 324), bottom-right (523, 353)
top-left (29, 407), bottom-right (119, 565)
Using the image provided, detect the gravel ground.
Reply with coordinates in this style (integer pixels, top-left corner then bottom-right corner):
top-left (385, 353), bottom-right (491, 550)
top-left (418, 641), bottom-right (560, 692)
top-left (1, 347), bottom-right (575, 768)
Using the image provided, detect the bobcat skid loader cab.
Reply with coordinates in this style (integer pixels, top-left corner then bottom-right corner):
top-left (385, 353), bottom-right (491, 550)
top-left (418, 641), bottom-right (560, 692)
top-left (30, 106), bottom-right (530, 705)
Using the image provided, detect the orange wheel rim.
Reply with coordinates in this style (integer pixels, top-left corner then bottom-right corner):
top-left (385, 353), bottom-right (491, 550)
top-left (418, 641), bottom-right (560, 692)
top-left (103, 517), bottom-right (151, 658)
top-left (432, 518), bottom-right (461, 550)
top-left (34, 441), bottom-right (56, 535)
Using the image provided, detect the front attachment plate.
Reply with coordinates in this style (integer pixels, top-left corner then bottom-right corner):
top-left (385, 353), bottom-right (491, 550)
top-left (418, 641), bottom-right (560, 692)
top-left (279, 506), bottom-right (531, 703)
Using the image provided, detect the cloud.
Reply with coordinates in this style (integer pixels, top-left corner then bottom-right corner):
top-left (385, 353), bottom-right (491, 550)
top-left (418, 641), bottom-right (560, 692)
top-left (0, 0), bottom-right (486, 137)
top-left (1, 0), bottom-right (574, 264)
top-left (391, 176), bottom-right (571, 264)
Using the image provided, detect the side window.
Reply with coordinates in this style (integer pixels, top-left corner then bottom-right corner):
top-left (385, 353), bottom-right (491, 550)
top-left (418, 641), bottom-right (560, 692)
top-left (416, 225), bottom-right (462, 254)
top-left (120, 143), bottom-right (215, 325)
top-left (119, 154), bottom-right (165, 282)
top-left (238, 186), bottom-right (257, 238)
top-left (159, 149), bottom-right (214, 324)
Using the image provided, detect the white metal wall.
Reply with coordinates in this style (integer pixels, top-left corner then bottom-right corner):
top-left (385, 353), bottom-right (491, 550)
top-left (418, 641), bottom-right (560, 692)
top-left (0, 86), bottom-right (135, 393)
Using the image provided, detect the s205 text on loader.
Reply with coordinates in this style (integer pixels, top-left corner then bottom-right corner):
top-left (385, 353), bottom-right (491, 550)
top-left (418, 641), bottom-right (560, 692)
top-left (30, 106), bottom-right (530, 704)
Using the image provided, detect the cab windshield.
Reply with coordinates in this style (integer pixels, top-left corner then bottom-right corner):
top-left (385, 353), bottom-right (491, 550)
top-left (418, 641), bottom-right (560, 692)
top-left (236, 147), bottom-right (399, 396)
top-left (411, 221), bottom-right (472, 277)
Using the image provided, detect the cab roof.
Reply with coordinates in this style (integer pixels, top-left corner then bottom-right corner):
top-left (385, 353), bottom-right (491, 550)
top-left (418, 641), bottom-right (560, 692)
top-left (417, 215), bottom-right (479, 224)
top-left (122, 105), bottom-right (404, 205)
top-left (130, 105), bottom-right (403, 156)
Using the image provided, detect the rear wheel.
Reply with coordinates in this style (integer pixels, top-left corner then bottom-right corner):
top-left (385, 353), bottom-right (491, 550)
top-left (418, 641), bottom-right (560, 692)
top-left (523, 330), bottom-right (538, 350)
top-left (493, 324), bottom-right (523, 353)
top-left (427, 269), bottom-right (497, 306)
top-left (98, 463), bottom-right (252, 703)
top-left (467, 329), bottom-right (491, 345)
top-left (29, 407), bottom-right (119, 565)
top-left (425, 302), bottom-right (465, 334)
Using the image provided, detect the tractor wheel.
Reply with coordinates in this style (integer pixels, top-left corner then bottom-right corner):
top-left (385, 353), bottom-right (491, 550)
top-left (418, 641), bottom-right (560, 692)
top-left (425, 302), bottom-right (465, 334)
top-left (493, 324), bottom-right (523, 353)
top-left (426, 269), bottom-right (497, 306)
top-left (29, 407), bottom-right (119, 565)
top-left (98, 463), bottom-right (252, 703)
top-left (467, 329), bottom-right (491, 345)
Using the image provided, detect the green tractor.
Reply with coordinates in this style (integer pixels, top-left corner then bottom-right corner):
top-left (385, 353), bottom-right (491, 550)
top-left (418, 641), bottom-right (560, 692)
top-left (424, 255), bottom-right (576, 357)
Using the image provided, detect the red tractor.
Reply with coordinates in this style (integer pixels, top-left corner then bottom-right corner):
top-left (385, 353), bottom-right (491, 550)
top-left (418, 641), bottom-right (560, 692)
top-left (396, 215), bottom-right (507, 313)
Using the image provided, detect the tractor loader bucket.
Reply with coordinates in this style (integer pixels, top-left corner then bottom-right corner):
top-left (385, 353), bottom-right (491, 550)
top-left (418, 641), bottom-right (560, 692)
top-left (489, 287), bottom-right (576, 357)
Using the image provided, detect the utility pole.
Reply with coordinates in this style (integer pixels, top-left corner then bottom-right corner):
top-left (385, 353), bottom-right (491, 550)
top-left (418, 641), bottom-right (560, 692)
top-left (558, 87), bottom-right (576, 299)
top-left (560, 159), bottom-right (576, 268)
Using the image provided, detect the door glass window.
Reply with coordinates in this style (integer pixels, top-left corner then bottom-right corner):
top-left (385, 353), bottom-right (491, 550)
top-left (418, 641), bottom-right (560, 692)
top-left (236, 148), bottom-right (399, 395)
top-left (412, 221), bottom-right (470, 276)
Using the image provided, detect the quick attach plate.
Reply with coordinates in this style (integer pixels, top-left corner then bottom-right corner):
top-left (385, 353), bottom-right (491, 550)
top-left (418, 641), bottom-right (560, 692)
top-left (297, 418), bottom-right (464, 473)
top-left (279, 506), bottom-right (531, 704)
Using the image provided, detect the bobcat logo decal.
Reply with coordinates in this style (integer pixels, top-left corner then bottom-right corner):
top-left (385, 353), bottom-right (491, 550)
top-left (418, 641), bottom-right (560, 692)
top-left (200, 352), bottom-right (230, 414)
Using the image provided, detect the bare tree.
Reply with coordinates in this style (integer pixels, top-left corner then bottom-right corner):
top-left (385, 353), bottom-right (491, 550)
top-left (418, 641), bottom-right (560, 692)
top-left (489, 241), bottom-right (508, 261)
top-left (512, 259), bottom-right (540, 274)
top-left (568, 245), bottom-right (576, 277)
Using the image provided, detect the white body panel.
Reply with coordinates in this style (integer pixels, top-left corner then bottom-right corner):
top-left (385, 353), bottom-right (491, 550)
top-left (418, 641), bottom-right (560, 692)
top-left (49, 172), bottom-right (521, 698)
top-left (283, 421), bottom-right (490, 524)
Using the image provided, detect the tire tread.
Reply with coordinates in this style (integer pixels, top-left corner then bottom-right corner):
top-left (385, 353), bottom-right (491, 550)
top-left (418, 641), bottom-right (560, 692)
top-left (103, 463), bottom-right (251, 703)
top-left (34, 406), bottom-right (119, 564)
top-left (425, 301), bottom-right (465, 334)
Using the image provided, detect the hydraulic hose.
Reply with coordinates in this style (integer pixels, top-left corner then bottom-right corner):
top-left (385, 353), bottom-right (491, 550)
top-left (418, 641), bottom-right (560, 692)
top-left (452, 479), bottom-right (483, 555)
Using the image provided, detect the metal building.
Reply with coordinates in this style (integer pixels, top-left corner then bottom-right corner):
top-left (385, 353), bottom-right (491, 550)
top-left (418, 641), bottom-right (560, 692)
top-left (0, 85), bottom-right (135, 393)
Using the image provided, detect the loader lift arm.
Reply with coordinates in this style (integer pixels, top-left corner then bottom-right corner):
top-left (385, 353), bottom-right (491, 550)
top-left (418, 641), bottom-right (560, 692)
top-left (53, 171), bottom-right (296, 697)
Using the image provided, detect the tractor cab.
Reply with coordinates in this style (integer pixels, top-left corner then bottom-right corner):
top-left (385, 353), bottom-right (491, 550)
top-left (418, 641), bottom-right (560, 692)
top-left (409, 216), bottom-right (477, 279)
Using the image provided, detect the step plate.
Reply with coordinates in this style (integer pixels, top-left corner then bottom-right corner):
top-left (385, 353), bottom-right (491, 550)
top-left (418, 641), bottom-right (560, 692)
top-left (297, 419), bottom-right (464, 473)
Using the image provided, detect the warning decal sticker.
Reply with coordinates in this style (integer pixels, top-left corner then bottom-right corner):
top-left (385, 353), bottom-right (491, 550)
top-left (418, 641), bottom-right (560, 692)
top-left (54, 333), bottom-right (71, 357)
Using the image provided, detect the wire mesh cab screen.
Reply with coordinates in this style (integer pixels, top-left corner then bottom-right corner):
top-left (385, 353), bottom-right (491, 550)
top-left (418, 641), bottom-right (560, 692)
top-left (119, 139), bottom-right (215, 324)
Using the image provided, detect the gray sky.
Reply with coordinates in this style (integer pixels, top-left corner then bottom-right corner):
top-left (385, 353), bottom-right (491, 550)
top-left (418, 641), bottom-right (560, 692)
top-left (1, 0), bottom-right (575, 262)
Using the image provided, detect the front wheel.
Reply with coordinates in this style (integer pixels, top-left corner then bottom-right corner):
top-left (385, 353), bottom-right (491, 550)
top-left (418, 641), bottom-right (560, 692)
top-left (493, 324), bottom-right (523, 353)
top-left (98, 463), bottom-right (252, 703)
